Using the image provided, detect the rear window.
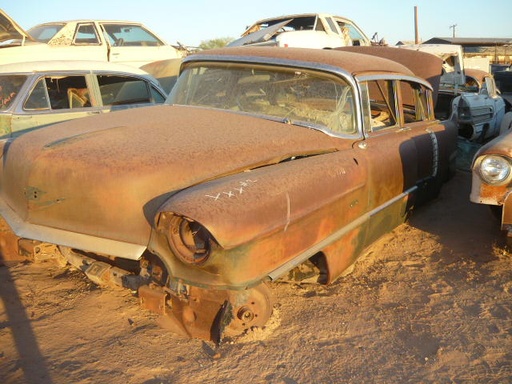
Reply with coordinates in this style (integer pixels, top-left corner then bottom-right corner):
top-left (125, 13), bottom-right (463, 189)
top-left (28, 24), bottom-right (65, 43)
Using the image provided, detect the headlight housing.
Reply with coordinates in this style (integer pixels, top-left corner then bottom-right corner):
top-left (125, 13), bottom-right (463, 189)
top-left (167, 215), bottom-right (212, 264)
top-left (478, 155), bottom-right (512, 185)
top-left (457, 98), bottom-right (471, 120)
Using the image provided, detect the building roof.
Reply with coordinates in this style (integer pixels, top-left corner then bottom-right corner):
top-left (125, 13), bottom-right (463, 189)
top-left (423, 37), bottom-right (512, 46)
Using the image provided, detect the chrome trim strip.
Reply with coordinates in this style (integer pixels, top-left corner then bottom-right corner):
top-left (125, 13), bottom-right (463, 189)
top-left (0, 198), bottom-right (146, 260)
top-left (267, 185), bottom-right (417, 280)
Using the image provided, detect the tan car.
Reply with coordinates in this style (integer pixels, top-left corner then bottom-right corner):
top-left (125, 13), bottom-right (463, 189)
top-left (0, 60), bottom-right (167, 138)
top-left (0, 9), bottom-right (183, 67)
top-left (0, 47), bottom-right (458, 341)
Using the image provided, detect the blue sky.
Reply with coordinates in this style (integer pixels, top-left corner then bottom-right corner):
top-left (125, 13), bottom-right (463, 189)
top-left (2, 0), bottom-right (511, 47)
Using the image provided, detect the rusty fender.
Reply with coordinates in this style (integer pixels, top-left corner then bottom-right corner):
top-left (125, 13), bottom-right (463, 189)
top-left (150, 150), bottom-right (370, 289)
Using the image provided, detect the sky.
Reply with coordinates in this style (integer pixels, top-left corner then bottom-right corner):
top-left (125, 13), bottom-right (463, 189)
top-left (2, 0), bottom-right (511, 47)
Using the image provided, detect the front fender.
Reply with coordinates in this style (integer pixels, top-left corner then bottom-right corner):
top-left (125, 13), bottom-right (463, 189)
top-left (156, 151), bottom-right (367, 250)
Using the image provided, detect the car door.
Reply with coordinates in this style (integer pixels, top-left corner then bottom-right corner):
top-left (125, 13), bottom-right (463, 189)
top-left (68, 22), bottom-right (109, 62)
top-left (355, 78), bottom-right (421, 246)
top-left (10, 74), bottom-right (101, 136)
top-left (482, 76), bottom-right (506, 136)
top-left (100, 22), bottom-right (176, 67)
top-left (397, 80), bottom-right (438, 184)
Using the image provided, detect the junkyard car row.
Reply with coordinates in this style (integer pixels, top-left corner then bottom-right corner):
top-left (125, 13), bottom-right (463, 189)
top-left (0, 8), bottom-right (510, 341)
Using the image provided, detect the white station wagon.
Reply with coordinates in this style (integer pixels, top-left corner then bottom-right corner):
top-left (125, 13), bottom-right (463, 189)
top-left (0, 60), bottom-right (167, 138)
top-left (0, 9), bottom-right (183, 67)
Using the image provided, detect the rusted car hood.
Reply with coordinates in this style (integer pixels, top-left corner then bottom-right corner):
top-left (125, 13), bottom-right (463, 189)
top-left (1, 105), bottom-right (339, 249)
top-left (476, 131), bottom-right (512, 158)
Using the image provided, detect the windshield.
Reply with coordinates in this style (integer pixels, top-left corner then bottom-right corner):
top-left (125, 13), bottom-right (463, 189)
top-left (0, 75), bottom-right (26, 110)
top-left (169, 63), bottom-right (356, 135)
top-left (28, 24), bottom-right (65, 42)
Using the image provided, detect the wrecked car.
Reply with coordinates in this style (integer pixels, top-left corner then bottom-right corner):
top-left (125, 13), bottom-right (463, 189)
top-left (0, 60), bottom-right (167, 138)
top-left (0, 47), bottom-right (458, 341)
top-left (399, 44), bottom-right (507, 141)
top-left (0, 9), bottom-right (183, 67)
top-left (452, 69), bottom-right (506, 142)
top-left (470, 132), bottom-right (512, 244)
top-left (228, 13), bottom-right (373, 48)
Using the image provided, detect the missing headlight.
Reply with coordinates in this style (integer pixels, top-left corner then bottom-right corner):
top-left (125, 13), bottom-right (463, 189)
top-left (167, 215), bottom-right (212, 264)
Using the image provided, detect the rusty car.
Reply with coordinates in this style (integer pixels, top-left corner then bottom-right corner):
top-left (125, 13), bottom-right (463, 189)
top-left (228, 13), bottom-right (373, 48)
top-left (0, 60), bottom-right (167, 138)
top-left (0, 47), bottom-right (458, 341)
top-left (470, 131), bottom-right (512, 244)
top-left (0, 9), bottom-right (183, 67)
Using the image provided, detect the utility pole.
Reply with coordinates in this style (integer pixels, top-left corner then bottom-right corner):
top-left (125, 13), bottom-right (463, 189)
top-left (449, 24), bottom-right (457, 38)
top-left (414, 6), bottom-right (420, 44)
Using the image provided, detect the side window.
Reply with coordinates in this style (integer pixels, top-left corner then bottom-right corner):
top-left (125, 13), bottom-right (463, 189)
top-left (362, 79), bottom-right (397, 131)
top-left (25, 76), bottom-right (90, 110)
top-left (98, 75), bottom-right (152, 105)
top-left (400, 81), bottom-right (430, 123)
top-left (24, 79), bottom-right (51, 110)
top-left (325, 17), bottom-right (339, 34)
top-left (45, 76), bottom-right (90, 110)
top-left (74, 23), bottom-right (100, 45)
top-left (150, 86), bottom-right (166, 104)
top-left (343, 23), bottom-right (367, 46)
top-left (101, 24), bottom-right (163, 47)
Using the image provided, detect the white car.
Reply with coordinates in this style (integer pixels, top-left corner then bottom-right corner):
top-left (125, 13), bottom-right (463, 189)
top-left (228, 13), bottom-right (373, 49)
top-left (0, 60), bottom-right (167, 138)
top-left (0, 9), bottom-right (183, 67)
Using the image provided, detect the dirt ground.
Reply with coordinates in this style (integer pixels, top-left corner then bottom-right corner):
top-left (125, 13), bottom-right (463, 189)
top-left (1, 169), bottom-right (511, 384)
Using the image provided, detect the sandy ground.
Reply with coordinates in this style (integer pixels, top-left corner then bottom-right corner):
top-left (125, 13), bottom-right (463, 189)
top-left (1, 169), bottom-right (511, 384)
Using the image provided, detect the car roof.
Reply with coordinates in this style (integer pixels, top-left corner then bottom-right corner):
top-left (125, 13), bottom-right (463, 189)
top-left (188, 47), bottom-right (417, 78)
top-left (465, 68), bottom-right (492, 83)
top-left (0, 60), bottom-right (151, 76)
top-left (31, 20), bottom-right (144, 26)
top-left (251, 13), bottom-right (354, 24)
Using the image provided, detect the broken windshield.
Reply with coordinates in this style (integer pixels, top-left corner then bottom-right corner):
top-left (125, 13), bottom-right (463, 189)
top-left (169, 63), bottom-right (356, 135)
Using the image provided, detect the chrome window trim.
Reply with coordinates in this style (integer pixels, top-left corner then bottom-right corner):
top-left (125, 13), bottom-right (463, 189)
top-left (179, 54), bottom-right (364, 139)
